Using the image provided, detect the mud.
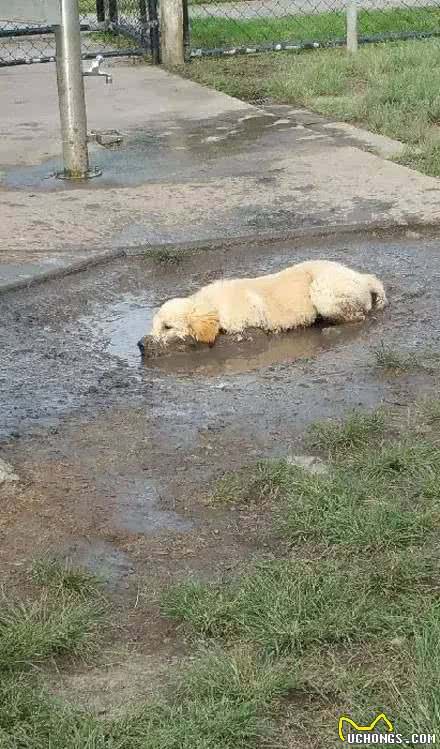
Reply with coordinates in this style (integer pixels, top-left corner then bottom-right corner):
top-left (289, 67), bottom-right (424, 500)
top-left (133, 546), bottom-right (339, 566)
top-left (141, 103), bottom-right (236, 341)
top-left (137, 324), bottom-right (367, 376)
top-left (1, 230), bottom-right (440, 596)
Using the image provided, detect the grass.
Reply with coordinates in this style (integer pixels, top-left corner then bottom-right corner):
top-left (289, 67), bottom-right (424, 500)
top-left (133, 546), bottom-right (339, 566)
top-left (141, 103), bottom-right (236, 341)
top-left (373, 344), bottom-right (440, 374)
top-left (211, 459), bottom-right (297, 504)
top-left (112, 648), bottom-right (294, 748)
top-left (184, 36), bottom-right (440, 177)
top-left (161, 403), bottom-right (440, 743)
top-left (152, 247), bottom-right (188, 265)
top-left (31, 558), bottom-right (100, 596)
top-left (306, 409), bottom-right (386, 452)
top-left (161, 552), bottom-right (440, 655)
top-left (0, 587), bottom-right (295, 749)
top-left (78, 0), bottom-right (96, 13)
top-left (0, 564), bottom-right (104, 674)
top-left (6, 403), bottom-right (440, 747)
top-left (278, 439), bottom-right (440, 548)
top-left (87, 31), bottom-right (140, 49)
top-left (191, 7), bottom-right (440, 49)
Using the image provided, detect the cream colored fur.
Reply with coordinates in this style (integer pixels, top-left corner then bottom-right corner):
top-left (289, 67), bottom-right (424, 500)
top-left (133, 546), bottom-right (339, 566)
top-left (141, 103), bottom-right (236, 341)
top-left (151, 260), bottom-right (387, 345)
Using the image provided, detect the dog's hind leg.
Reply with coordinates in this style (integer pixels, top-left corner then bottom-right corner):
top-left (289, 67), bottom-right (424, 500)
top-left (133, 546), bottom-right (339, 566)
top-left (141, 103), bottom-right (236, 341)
top-left (309, 278), bottom-right (370, 323)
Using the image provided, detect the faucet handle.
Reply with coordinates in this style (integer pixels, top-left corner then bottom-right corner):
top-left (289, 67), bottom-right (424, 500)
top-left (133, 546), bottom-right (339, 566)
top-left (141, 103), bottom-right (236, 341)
top-left (84, 55), bottom-right (112, 84)
top-left (90, 54), bottom-right (104, 71)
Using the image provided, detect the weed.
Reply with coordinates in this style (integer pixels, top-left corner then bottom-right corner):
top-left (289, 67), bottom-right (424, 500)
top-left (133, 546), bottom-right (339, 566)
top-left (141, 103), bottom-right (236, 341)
top-left (31, 558), bottom-right (99, 597)
top-left (306, 409), bottom-right (386, 452)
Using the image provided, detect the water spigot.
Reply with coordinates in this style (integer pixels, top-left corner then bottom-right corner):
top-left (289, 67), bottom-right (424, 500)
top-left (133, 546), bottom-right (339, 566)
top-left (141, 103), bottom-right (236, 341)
top-left (83, 55), bottom-right (112, 84)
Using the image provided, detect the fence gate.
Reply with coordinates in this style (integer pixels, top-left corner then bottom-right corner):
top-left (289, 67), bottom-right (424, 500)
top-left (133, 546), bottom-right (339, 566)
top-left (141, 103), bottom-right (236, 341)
top-left (0, 0), bottom-right (160, 66)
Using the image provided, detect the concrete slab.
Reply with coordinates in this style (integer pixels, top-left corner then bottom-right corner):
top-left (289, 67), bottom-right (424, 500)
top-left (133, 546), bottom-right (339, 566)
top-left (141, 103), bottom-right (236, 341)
top-left (1, 60), bottom-right (440, 290)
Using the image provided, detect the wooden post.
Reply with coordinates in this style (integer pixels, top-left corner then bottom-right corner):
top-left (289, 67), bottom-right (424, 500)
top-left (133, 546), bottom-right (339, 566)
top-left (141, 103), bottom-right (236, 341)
top-left (346, 0), bottom-right (358, 53)
top-left (160, 0), bottom-right (184, 66)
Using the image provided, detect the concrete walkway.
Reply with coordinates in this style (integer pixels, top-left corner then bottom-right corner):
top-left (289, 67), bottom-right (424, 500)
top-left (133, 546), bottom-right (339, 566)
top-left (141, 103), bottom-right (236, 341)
top-left (1, 58), bottom-right (440, 290)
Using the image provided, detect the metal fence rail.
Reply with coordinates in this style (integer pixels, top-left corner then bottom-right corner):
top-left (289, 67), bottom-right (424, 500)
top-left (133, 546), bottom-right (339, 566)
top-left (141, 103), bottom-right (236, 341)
top-left (187, 0), bottom-right (440, 57)
top-left (0, 0), bottom-right (158, 66)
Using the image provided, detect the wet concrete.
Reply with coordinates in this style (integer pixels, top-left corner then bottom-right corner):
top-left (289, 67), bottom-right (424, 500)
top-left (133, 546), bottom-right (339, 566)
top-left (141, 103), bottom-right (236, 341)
top-left (1, 110), bottom-right (334, 191)
top-left (2, 231), bottom-right (440, 588)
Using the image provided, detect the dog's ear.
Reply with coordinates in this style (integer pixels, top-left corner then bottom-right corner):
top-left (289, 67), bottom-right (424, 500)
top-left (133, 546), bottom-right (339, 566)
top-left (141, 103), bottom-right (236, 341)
top-left (188, 305), bottom-right (220, 345)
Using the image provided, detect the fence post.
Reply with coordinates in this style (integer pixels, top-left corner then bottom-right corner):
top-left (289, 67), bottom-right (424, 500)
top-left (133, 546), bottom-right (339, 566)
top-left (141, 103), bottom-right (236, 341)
top-left (54, 0), bottom-right (90, 179)
top-left (346, 0), bottom-right (358, 53)
top-left (109, 0), bottom-right (118, 24)
top-left (147, 0), bottom-right (161, 63)
top-left (96, 0), bottom-right (105, 22)
top-left (182, 0), bottom-right (190, 61)
top-left (160, 0), bottom-right (184, 66)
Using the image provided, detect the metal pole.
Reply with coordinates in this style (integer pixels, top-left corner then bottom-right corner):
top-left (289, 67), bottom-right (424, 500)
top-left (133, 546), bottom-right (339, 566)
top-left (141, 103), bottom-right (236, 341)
top-left (346, 0), bottom-right (358, 53)
top-left (54, 0), bottom-right (90, 179)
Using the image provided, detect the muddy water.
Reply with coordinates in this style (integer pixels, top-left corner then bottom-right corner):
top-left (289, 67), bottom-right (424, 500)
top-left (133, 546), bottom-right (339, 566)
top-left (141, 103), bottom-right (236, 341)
top-left (2, 230), bottom-right (440, 585)
top-left (99, 298), bottom-right (367, 376)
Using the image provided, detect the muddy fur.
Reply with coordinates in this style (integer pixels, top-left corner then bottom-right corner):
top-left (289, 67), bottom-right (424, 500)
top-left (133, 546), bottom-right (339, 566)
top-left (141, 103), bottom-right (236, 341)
top-left (139, 328), bottom-right (268, 359)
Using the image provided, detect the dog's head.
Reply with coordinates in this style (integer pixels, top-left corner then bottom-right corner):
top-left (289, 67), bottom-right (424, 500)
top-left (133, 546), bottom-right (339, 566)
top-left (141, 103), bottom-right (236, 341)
top-left (150, 298), bottom-right (220, 346)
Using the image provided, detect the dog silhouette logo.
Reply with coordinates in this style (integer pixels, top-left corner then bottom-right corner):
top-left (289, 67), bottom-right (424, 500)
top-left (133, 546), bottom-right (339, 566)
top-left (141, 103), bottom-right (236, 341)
top-left (338, 713), bottom-right (394, 742)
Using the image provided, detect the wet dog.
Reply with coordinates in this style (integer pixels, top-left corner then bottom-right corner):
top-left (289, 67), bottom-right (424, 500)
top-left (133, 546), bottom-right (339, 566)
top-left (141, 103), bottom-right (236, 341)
top-left (139, 260), bottom-right (387, 350)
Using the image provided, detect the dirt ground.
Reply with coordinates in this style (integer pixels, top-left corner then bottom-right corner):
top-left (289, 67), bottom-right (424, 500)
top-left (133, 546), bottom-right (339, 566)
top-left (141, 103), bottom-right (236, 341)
top-left (2, 227), bottom-right (440, 710)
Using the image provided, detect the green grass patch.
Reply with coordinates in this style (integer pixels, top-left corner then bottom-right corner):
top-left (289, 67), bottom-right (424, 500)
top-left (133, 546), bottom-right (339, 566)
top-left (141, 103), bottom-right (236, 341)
top-left (79, 0), bottom-right (98, 14)
top-left (87, 30), bottom-right (139, 49)
top-left (0, 562), bottom-right (295, 749)
top-left (279, 439), bottom-right (440, 548)
top-left (190, 8), bottom-right (440, 49)
top-left (113, 648), bottom-right (294, 748)
top-left (0, 676), bottom-right (104, 749)
top-left (184, 36), bottom-right (440, 177)
top-left (306, 409), bottom-right (386, 452)
top-left (299, 607), bottom-right (440, 746)
top-left (212, 459), bottom-right (295, 504)
top-left (161, 552), bottom-right (440, 655)
top-left (0, 646), bottom-right (294, 749)
top-left (0, 593), bottom-right (104, 673)
top-left (374, 344), bottom-right (440, 373)
top-left (31, 558), bottom-right (100, 597)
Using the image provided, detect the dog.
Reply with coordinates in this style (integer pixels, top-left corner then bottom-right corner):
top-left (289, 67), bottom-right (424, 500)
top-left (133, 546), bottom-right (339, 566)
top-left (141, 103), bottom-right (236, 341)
top-left (143, 260), bottom-right (387, 348)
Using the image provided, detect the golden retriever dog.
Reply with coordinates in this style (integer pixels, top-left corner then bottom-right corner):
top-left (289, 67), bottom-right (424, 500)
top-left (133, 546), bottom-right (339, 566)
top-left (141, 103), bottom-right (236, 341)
top-left (147, 260), bottom-right (387, 347)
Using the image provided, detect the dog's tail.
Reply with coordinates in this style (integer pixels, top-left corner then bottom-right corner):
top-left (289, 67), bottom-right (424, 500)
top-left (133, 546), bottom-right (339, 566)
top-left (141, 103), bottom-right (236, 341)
top-left (366, 274), bottom-right (387, 310)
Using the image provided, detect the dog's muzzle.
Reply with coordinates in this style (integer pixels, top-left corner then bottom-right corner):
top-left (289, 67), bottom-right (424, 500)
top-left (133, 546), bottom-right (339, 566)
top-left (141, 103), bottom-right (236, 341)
top-left (137, 338), bottom-right (145, 355)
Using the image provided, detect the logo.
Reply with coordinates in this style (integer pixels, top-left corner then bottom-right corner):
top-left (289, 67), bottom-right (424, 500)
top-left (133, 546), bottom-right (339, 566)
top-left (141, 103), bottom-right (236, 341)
top-left (338, 714), bottom-right (436, 744)
top-left (339, 714), bottom-right (394, 742)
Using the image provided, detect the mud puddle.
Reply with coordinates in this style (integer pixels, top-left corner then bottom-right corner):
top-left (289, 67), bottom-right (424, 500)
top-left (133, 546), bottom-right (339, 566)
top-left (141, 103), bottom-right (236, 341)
top-left (61, 539), bottom-right (135, 591)
top-left (3, 230), bottom-right (440, 714)
top-left (97, 297), bottom-right (368, 375)
top-left (113, 478), bottom-right (193, 534)
top-left (3, 232), bottom-right (440, 596)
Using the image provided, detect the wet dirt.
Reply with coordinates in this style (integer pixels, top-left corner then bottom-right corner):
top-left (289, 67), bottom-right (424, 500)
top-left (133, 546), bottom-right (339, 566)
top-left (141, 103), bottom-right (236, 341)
top-left (2, 229), bottom-right (440, 593)
top-left (3, 228), bottom-right (440, 711)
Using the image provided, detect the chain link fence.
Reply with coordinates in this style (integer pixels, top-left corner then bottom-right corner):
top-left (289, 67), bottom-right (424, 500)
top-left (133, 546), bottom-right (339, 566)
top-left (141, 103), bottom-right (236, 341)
top-left (187, 0), bottom-right (440, 57)
top-left (0, 0), bottom-right (159, 66)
